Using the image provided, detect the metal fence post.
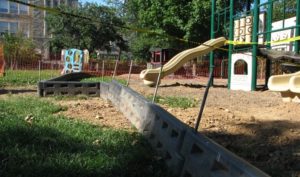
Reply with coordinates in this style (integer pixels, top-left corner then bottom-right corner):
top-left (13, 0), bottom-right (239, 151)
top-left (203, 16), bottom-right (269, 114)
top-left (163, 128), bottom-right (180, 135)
top-left (38, 60), bottom-right (41, 81)
top-left (152, 55), bottom-right (163, 103)
top-left (112, 59), bottom-right (119, 80)
top-left (194, 68), bottom-right (214, 132)
top-left (102, 60), bottom-right (105, 82)
top-left (126, 60), bottom-right (133, 87)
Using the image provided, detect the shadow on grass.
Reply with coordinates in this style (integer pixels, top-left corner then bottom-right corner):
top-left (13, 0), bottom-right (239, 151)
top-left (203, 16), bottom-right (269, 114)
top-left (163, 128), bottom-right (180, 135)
top-left (0, 89), bottom-right (36, 95)
top-left (202, 120), bottom-right (300, 177)
top-left (0, 124), bottom-right (170, 177)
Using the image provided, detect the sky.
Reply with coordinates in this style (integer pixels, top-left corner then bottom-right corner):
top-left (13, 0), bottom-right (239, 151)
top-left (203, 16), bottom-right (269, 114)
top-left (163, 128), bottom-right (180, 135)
top-left (79, 0), bottom-right (106, 5)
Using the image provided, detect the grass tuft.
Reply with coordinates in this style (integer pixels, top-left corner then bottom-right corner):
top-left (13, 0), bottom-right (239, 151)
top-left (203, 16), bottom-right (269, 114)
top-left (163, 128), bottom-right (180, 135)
top-left (81, 77), bottom-right (127, 85)
top-left (148, 95), bottom-right (198, 109)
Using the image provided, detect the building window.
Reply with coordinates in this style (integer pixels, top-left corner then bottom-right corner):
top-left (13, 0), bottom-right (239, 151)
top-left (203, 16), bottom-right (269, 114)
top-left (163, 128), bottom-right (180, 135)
top-left (0, 22), bottom-right (9, 35)
top-left (46, 0), bottom-right (51, 7)
top-left (53, 0), bottom-right (59, 7)
top-left (20, 0), bottom-right (29, 14)
top-left (10, 22), bottom-right (18, 35)
top-left (9, 1), bottom-right (18, 14)
top-left (0, 21), bottom-right (22, 36)
top-left (0, 0), bottom-right (9, 13)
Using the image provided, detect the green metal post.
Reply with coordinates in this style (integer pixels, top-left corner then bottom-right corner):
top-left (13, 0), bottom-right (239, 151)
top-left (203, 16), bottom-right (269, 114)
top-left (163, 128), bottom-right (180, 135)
top-left (227, 0), bottom-right (234, 89)
top-left (265, 0), bottom-right (273, 87)
top-left (251, 0), bottom-right (260, 91)
top-left (295, 0), bottom-right (300, 54)
top-left (210, 0), bottom-right (216, 86)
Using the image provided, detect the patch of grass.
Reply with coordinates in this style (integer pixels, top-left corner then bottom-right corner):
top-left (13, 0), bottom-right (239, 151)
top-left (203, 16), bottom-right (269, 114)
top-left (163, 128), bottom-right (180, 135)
top-left (0, 70), bottom-right (60, 87)
top-left (148, 95), bottom-right (198, 109)
top-left (53, 94), bottom-right (89, 101)
top-left (81, 77), bottom-right (127, 85)
top-left (0, 96), bottom-right (170, 177)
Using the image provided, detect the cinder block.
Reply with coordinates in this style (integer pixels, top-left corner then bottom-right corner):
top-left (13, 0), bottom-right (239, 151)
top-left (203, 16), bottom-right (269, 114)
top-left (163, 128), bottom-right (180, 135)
top-left (118, 86), bottom-right (151, 131)
top-left (38, 81), bottom-right (100, 97)
top-left (100, 82), bottom-right (110, 100)
top-left (145, 104), bottom-right (187, 176)
top-left (108, 81), bottom-right (122, 107)
top-left (180, 130), bottom-right (270, 177)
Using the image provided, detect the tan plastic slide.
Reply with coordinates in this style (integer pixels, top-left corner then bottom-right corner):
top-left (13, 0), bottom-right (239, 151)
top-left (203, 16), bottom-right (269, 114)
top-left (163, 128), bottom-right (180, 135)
top-left (140, 37), bottom-right (227, 86)
top-left (268, 71), bottom-right (300, 102)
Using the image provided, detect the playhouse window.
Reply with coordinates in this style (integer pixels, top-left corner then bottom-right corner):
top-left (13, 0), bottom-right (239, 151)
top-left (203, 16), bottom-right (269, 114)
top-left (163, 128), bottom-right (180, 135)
top-left (234, 59), bottom-right (248, 75)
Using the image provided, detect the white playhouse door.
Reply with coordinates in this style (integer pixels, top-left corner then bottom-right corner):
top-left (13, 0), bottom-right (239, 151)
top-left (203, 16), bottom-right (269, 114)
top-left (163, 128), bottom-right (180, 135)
top-left (231, 53), bottom-right (253, 91)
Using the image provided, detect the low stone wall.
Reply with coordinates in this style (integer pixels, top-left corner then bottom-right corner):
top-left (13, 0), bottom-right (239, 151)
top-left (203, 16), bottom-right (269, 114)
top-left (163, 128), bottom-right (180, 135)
top-left (100, 81), bottom-right (270, 177)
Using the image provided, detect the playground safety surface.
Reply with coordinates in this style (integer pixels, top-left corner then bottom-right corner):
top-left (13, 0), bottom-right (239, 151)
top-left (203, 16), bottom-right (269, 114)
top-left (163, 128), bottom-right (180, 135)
top-left (1, 75), bottom-right (299, 177)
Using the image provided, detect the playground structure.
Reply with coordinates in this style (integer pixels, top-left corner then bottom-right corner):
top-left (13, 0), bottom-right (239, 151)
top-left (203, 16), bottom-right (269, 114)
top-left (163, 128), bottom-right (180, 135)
top-left (62, 49), bottom-right (90, 74)
top-left (268, 71), bottom-right (300, 102)
top-left (0, 44), bottom-right (5, 77)
top-left (139, 0), bottom-right (300, 91)
top-left (211, 0), bottom-right (300, 91)
top-left (140, 37), bottom-right (227, 86)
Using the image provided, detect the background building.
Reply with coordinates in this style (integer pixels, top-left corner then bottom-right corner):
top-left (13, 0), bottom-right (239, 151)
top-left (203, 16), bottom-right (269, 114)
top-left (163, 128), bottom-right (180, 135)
top-left (0, 0), bottom-right (78, 59)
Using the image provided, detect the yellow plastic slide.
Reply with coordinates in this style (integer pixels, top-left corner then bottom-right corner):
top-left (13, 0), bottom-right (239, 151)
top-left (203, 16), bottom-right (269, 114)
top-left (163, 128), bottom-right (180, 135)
top-left (268, 71), bottom-right (300, 102)
top-left (140, 37), bottom-right (227, 86)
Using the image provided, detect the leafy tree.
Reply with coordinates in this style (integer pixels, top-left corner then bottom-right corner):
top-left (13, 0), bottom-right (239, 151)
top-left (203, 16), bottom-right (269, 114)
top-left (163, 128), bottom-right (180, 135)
top-left (272, 0), bottom-right (297, 22)
top-left (2, 33), bottom-right (38, 65)
top-left (46, 3), bottom-right (127, 53)
top-left (120, 0), bottom-right (254, 60)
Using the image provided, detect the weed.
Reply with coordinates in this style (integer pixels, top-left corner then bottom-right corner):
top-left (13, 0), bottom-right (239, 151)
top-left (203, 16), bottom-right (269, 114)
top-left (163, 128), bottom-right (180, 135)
top-left (148, 95), bottom-right (198, 109)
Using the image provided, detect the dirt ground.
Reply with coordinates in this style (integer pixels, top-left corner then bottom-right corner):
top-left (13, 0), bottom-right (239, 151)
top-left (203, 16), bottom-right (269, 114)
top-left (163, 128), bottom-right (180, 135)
top-left (124, 75), bottom-right (300, 177)
top-left (1, 75), bottom-right (300, 177)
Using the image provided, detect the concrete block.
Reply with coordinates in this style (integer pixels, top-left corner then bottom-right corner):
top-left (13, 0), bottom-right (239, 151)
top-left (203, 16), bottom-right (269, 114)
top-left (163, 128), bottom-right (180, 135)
top-left (145, 104), bottom-right (187, 176)
top-left (100, 82), bottom-right (110, 100)
top-left (180, 130), bottom-right (270, 177)
top-left (118, 86), bottom-right (151, 132)
top-left (38, 81), bottom-right (100, 97)
top-left (108, 81), bottom-right (122, 107)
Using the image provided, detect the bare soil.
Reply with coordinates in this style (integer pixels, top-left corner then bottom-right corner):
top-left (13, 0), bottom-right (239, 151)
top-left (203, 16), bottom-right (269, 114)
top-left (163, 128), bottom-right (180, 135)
top-left (124, 75), bottom-right (300, 177)
top-left (1, 75), bottom-right (300, 177)
top-left (56, 97), bottom-right (134, 131)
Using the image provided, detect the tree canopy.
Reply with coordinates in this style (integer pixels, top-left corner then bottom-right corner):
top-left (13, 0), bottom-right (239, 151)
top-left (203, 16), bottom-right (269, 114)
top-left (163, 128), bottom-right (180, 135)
top-left (46, 3), bottom-right (127, 53)
top-left (118, 0), bottom-right (254, 60)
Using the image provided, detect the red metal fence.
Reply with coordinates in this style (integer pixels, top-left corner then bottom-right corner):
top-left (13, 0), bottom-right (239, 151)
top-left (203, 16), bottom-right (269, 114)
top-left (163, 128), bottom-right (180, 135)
top-left (3, 58), bottom-right (267, 79)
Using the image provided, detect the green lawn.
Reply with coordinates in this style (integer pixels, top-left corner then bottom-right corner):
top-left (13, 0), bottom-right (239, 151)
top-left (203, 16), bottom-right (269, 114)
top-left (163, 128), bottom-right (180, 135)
top-left (0, 70), bottom-right (60, 87)
top-left (81, 77), bottom-right (127, 85)
top-left (0, 96), bottom-right (169, 177)
top-left (0, 70), bottom-right (126, 87)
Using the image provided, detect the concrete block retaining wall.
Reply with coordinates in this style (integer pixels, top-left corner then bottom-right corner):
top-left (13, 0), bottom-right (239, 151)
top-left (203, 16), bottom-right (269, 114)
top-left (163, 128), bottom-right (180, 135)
top-left (100, 81), bottom-right (270, 177)
top-left (37, 73), bottom-right (270, 177)
top-left (38, 72), bottom-right (99, 97)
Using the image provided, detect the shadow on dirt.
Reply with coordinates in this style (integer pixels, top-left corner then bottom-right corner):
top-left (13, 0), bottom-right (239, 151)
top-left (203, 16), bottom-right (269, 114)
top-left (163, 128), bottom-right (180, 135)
top-left (202, 120), bottom-right (300, 177)
top-left (160, 82), bottom-right (227, 89)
